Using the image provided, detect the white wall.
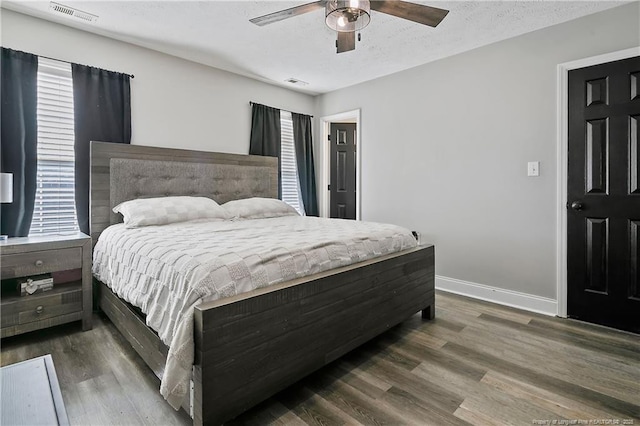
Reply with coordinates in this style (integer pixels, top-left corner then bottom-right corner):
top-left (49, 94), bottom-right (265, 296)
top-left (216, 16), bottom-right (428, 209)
top-left (0, 9), bottom-right (315, 155)
top-left (316, 3), bottom-right (640, 301)
top-left (4, 4), bottom-right (638, 305)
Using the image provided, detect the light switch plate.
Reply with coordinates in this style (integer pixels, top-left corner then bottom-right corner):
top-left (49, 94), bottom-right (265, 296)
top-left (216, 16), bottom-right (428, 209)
top-left (527, 161), bottom-right (540, 177)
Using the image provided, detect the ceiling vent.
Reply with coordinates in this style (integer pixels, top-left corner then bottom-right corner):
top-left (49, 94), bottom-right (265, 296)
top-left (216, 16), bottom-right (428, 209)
top-left (284, 78), bottom-right (309, 86)
top-left (49, 2), bottom-right (98, 23)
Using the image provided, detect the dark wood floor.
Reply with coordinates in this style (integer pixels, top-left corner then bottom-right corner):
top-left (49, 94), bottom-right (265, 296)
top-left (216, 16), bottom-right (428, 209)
top-left (1, 291), bottom-right (639, 425)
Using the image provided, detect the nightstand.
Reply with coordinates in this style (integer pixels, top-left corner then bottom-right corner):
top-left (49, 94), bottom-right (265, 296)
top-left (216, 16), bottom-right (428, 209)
top-left (1, 233), bottom-right (92, 338)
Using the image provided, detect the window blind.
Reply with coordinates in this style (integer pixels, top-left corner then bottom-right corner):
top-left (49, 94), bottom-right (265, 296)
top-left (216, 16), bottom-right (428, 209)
top-left (29, 57), bottom-right (79, 235)
top-left (280, 111), bottom-right (305, 215)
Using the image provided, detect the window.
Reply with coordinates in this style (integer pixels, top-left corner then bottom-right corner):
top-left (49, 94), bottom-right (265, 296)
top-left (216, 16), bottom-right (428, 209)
top-left (280, 111), bottom-right (305, 215)
top-left (29, 58), bottom-right (79, 235)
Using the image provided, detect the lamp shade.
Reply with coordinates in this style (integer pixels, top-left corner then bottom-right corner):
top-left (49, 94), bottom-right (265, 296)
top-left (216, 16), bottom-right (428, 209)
top-left (1, 173), bottom-right (13, 203)
top-left (325, 0), bottom-right (371, 32)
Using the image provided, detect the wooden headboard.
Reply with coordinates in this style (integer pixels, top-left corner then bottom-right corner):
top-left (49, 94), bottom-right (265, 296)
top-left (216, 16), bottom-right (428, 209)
top-left (90, 141), bottom-right (278, 243)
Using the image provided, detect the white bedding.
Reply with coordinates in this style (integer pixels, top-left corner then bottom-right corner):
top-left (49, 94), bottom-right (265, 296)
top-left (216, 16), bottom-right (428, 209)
top-left (92, 216), bottom-right (417, 409)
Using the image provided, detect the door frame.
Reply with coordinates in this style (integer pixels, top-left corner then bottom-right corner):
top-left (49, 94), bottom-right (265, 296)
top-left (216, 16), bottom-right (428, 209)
top-left (319, 109), bottom-right (361, 220)
top-left (555, 46), bottom-right (640, 318)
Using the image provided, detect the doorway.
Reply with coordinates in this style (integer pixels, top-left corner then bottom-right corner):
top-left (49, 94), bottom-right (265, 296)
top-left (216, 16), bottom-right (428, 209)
top-left (320, 109), bottom-right (361, 220)
top-left (329, 122), bottom-right (357, 219)
top-left (558, 48), bottom-right (640, 333)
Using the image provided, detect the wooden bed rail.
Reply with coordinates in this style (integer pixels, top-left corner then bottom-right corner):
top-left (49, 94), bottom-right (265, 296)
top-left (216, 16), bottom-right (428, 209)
top-left (97, 245), bottom-right (434, 425)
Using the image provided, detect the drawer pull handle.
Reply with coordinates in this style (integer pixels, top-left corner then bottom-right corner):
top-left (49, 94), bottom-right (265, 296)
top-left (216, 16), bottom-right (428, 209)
top-left (35, 306), bottom-right (44, 315)
top-left (35, 260), bottom-right (44, 267)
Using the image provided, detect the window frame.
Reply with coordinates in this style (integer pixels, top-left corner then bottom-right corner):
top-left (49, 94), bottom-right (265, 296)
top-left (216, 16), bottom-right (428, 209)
top-left (29, 57), bottom-right (79, 236)
top-left (280, 111), bottom-right (305, 215)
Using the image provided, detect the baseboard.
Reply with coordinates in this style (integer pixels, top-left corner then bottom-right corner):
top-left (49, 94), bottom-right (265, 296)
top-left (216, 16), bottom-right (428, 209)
top-left (435, 275), bottom-right (557, 317)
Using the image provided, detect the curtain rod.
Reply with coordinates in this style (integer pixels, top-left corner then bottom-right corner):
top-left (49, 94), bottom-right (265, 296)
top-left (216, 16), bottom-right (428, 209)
top-left (38, 53), bottom-right (135, 79)
top-left (250, 101), bottom-right (313, 118)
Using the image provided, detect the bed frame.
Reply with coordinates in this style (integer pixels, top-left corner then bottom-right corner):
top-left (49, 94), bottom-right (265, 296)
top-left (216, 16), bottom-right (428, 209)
top-left (90, 141), bottom-right (435, 425)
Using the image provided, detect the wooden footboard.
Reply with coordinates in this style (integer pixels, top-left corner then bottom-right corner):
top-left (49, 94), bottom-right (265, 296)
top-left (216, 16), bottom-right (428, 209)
top-left (192, 244), bottom-right (434, 425)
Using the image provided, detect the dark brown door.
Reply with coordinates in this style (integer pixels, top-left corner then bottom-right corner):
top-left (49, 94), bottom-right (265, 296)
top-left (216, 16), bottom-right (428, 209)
top-left (330, 123), bottom-right (356, 219)
top-left (567, 56), bottom-right (640, 333)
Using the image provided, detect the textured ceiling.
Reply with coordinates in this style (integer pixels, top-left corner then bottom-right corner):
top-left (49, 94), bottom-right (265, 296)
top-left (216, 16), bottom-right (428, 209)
top-left (2, 1), bottom-right (628, 94)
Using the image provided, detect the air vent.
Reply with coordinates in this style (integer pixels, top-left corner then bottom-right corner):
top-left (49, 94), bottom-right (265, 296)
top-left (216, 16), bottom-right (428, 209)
top-left (49, 2), bottom-right (98, 23)
top-left (285, 78), bottom-right (309, 86)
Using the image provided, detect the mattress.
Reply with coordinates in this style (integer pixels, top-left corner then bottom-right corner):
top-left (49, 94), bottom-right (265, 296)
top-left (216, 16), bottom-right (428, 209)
top-left (92, 215), bottom-right (417, 409)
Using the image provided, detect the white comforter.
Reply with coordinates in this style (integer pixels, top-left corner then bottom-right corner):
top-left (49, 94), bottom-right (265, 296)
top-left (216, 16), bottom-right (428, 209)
top-left (92, 216), bottom-right (417, 409)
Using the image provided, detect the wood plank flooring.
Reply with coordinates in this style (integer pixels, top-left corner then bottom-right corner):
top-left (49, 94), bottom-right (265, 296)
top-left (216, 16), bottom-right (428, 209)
top-left (1, 291), bottom-right (638, 425)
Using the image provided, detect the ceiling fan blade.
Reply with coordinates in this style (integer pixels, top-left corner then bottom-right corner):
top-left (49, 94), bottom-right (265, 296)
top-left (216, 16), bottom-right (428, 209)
top-left (250, 1), bottom-right (325, 26)
top-left (370, 1), bottom-right (449, 27)
top-left (336, 31), bottom-right (356, 53)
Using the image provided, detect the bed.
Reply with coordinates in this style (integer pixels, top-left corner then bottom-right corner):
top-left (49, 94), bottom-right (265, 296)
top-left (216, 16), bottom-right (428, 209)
top-left (90, 141), bottom-right (435, 425)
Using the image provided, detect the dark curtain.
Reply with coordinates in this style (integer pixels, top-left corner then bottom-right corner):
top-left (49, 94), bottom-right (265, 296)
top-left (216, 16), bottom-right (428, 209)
top-left (72, 64), bottom-right (131, 235)
top-left (1, 48), bottom-right (38, 237)
top-left (249, 103), bottom-right (281, 198)
top-left (291, 113), bottom-right (318, 216)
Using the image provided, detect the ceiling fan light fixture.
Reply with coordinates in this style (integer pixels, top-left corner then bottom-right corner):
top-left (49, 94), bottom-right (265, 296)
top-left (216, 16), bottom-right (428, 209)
top-left (325, 0), bottom-right (371, 33)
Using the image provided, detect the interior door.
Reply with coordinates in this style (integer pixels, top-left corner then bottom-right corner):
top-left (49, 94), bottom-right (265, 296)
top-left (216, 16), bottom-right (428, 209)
top-left (329, 123), bottom-right (356, 219)
top-left (567, 56), bottom-right (640, 333)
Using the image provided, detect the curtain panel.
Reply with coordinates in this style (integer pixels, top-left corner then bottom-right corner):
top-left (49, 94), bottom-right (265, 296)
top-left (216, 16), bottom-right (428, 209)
top-left (72, 64), bottom-right (131, 235)
top-left (0, 48), bottom-right (38, 237)
top-left (291, 113), bottom-right (319, 216)
top-left (249, 103), bottom-right (281, 198)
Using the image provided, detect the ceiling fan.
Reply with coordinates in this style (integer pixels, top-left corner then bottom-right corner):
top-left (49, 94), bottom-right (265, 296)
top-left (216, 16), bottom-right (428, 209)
top-left (250, 0), bottom-right (449, 54)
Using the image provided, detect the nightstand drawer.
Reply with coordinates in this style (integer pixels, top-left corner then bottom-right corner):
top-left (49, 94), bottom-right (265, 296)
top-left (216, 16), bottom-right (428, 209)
top-left (1, 286), bottom-right (82, 328)
top-left (1, 248), bottom-right (82, 280)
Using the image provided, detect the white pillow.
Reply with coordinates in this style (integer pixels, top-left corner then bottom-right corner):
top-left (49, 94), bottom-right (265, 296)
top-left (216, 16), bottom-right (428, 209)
top-left (222, 197), bottom-right (299, 220)
top-left (113, 196), bottom-right (230, 228)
